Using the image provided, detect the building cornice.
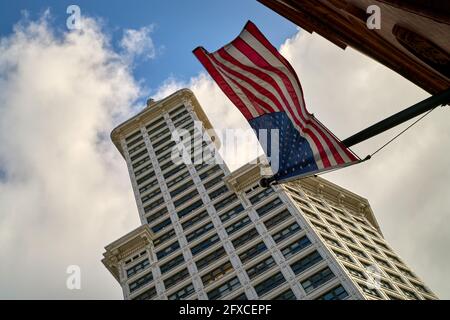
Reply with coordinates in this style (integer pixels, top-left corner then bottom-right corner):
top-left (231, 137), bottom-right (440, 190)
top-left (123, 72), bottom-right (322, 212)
top-left (102, 225), bottom-right (154, 282)
top-left (111, 88), bottom-right (220, 158)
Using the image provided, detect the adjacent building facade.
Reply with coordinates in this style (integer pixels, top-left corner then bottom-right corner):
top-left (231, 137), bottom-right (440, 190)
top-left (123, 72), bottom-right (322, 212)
top-left (258, 0), bottom-right (449, 94)
top-left (102, 89), bottom-right (437, 300)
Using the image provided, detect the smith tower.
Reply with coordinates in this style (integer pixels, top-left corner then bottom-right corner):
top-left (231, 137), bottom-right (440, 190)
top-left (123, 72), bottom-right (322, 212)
top-left (102, 89), bottom-right (437, 300)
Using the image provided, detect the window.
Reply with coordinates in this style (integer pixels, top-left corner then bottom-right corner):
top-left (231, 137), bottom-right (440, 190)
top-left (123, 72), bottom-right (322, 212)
top-left (132, 286), bottom-right (157, 300)
top-left (358, 282), bottom-right (382, 298)
top-left (398, 267), bottom-right (415, 279)
top-left (290, 251), bottom-right (323, 275)
top-left (361, 242), bottom-right (378, 254)
top-left (249, 188), bottom-right (274, 204)
top-left (125, 130), bottom-right (141, 142)
top-left (385, 252), bottom-right (402, 264)
top-left (264, 209), bottom-right (291, 230)
top-left (386, 271), bottom-right (405, 284)
top-left (348, 246), bottom-right (368, 259)
top-left (146, 117), bottom-right (164, 130)
top-left (219, 205), bottom-right (245, 223)
top-left (281, 236), bottom-right (311, 259)
top-left (151, 217), bottom-right (171, 233)
top-left (159, 159), bottom-right (175, 172)
top-left (246, 256), bottom-right (276, 280)
top-left (127, 259), bottom-right (150, 278)
top-left (129, 142), bottom-right (146, 155)
top-left (303, 209), bottom-right (320, 221)
top-left (373, 239), bottom-right (390, 251)
top-left (132, 156), bottom-right (150, 170)
top-left (167, 170), bottom-right (190, 188)
top-left (232, 292), bottom-right (248, 300)
top-left (332, 250), bottom-right (353, 263)
top-left (156, 241), bottom-right (180, 260)
top-left (316, 285), bottom-right (349, 300)
top-left (169, 105), bottom-right (185, 116)
top-left (146, 207), bottom-right (168, 224)
top-left (160, 254), bottom-right (185, 274)
top-left (341, 218), bottom-right (357, 229)
top-left (254, 272), bottom-right (286, 296)
top-left (171, 109), bottom-right (188, 121)
top-left (170, 181), bottom-right (195, 198)
top-left (137, 171), bottom-right (155, 185)
top-left (126, 135), bottom-right (143, 148)
top-left (141, 188), bottom-right (161, 204)
top-left (139, 178), bottom-right (158, 194)
top-left (239, 242), bottom-right (267, 264)
top-left (311, 221), bottom-right (329, 233)
top-left (163, 163), bottom-right (185, 180)
top-left (273, 289), bottom-right (296, 300)
top-left (191, 234), bottom-right (220, 256)
top-left (351, 230), bottom-right (367, 240)
top-left (336, 232), bottom-right (355, 244)
top-left (256, 198), bottom-right (283, 217)
top-left (317, 208), bottom-right (333, 218)
top-left (326, 219), bottom-right (344, 230)
top-left (207, 276), bottom-right (241, 300)
top-left (345, 266), bottom-right (367, 280)
top-left (174, 190), bottom-right (199, 208)
top-left (301, 267), bottom-right (335, 293)
top-left (292, 196), bottom-right (311, 209)
top-left (186, 222), bottom-right (215, 243)
top-left (271, 223), bottom-right (301, 244)
top-left (361, 227), bottom-right (379, 238)
top-left (201, 261), bottom-right (234, 286)
top-left (379, 279), bottom-right (394, 291)
top-left (208, 185), bottom-right (229, 200)
top-left (147, 122), bottom-right (166, 137)
top-left (232, 228), bottom-right (259, 249)
top-left (374, 257), bottom-right (390, 268)
top-left (168, 283), bottom-right (195, 300)
top-left (153, 229), bottom-right (176, 247)
top-left (130, 149), bottom-right (147, 162)
top-left (177, 199), bottom-right (204, 219)
top-left (144, 197), bottom-right (164, 213)
top-left (164, 268), bottom-right (189, 289)
top-left (135, 163), bottom-right (152, 177)
top-left (150, 127), bottom-right (170, 141)
top-left (214, 194), bottom-right (238, 211)
top-left (321, 234), bottom-right (341, 248)
top-left (182, 210), bottom-right (209, 231)
top-left (225, 215), bottom-right (251, 235)
top-left (129, 272), bottom-right (153, 293)
top-left (204, 174), bottom-right (225, 189)
top-left (195, 247), bottom-right (227, 271)
top-left (199, 165), bottom-right (221, 180)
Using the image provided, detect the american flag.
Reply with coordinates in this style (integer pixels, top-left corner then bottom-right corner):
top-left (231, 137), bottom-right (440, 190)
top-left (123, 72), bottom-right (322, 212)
top-left (194, 21), bottom-right (360, 182)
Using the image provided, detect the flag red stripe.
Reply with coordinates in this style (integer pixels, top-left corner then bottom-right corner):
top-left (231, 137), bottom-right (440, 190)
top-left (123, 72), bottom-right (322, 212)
top-left (193, 47), bottom-right (253, 120)
top-left (234, 37), bottom-right (338, 166)
top-left (244, 22), bottom-right (357, 162)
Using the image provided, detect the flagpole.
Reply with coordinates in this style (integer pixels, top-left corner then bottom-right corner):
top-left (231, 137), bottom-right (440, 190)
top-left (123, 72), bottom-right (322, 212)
top-left (260, 88), bottom-right (450, 188)
top-left (342, 88), bottom-right (450, 148)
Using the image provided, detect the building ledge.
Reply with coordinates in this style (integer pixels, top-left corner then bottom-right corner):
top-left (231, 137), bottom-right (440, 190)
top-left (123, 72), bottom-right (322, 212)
top-left (102, 225), bottom-right (154, 282)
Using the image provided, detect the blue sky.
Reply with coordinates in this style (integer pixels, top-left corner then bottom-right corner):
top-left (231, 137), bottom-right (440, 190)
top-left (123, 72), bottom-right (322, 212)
top-left (0, 0), bottom-right (297, 93)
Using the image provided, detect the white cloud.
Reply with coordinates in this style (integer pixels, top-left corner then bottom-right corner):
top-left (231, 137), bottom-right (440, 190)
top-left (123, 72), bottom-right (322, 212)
top-left (154, 30), bottom-right (450, 298)
top-left (120, 25), bottom-right (157, 61)
top-left (0, 10), bottom-right (448, 299)
top-left (0, 14), bottom-right (142, 298)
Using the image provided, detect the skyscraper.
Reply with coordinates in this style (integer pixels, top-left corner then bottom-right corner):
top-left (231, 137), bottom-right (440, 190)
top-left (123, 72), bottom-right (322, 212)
top-left (102, 89), bottom-right (437, 300)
